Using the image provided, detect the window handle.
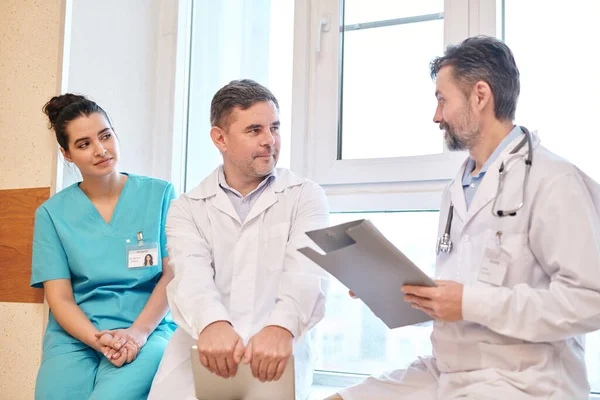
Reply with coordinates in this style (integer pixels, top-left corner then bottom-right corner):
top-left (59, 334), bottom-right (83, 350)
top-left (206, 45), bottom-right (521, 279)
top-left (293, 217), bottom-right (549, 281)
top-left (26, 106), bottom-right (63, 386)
top-left (316, 14), bottom-right (331, 53)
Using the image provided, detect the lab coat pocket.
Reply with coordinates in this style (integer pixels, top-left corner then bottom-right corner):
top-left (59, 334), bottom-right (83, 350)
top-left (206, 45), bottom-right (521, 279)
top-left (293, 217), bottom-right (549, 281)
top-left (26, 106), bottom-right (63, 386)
top-left (478, 229), bottom-right (531, 288)
top-left (266, 222), bottom-right (290, 271)
top-left (268, 222), bottom-right (289, 238)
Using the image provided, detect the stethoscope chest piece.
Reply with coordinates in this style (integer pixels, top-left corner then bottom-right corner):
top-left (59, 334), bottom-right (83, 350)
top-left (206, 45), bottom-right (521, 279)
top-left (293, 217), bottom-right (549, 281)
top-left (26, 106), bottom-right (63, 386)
top-left (436, 233), bottom-right (452, 255)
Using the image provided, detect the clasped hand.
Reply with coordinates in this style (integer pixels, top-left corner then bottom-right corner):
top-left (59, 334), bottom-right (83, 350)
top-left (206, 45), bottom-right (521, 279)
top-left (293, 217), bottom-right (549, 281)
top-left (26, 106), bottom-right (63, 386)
top-left (94, 326), bottom-right (148, 368)
top-left (196, 321), bottom-right (293, 382)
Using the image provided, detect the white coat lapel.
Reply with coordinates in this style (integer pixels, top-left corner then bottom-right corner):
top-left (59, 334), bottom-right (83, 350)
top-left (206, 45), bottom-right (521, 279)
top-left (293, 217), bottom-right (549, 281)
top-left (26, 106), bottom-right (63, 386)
top-left (242, 168), bottom-right (305, 225)
top-left (212, 189), bottom-right (242, 225)
top-left (187, 168), bottom-right (244, 225)
top-left (244, 185), bottom-right (278, 225)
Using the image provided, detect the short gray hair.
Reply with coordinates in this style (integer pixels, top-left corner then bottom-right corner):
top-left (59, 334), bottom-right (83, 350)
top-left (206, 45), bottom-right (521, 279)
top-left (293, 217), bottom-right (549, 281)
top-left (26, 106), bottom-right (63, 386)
top-left (210, 79), bottom-right (279, 129)
top-left (430, 36), bottom-right (520, 121)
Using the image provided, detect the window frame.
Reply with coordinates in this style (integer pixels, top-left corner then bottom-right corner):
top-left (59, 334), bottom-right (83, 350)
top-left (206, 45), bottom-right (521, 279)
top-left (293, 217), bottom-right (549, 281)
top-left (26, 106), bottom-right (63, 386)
top-left (154, 0), bottom-right (193, 195)
top-left (291, 0), bottom-right (498, 189)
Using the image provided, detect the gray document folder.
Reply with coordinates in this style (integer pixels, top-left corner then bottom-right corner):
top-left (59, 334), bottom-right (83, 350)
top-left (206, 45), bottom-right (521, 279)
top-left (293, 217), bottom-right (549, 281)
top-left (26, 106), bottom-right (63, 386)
top-left (191, 347), bottom-right (295, 400)
top-left (298, 219), bottom-right (436, 329)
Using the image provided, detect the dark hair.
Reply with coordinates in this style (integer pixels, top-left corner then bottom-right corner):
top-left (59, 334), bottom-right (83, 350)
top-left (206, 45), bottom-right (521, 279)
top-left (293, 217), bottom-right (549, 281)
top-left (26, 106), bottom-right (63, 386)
top-left (43, 93), bottom-right (111, 150)
top-left (210, 79), bottom-right (279, 129)
top-left (430, 35), bottom-right (520, 121)
top-left (144, 253), bottom-right (154, 266)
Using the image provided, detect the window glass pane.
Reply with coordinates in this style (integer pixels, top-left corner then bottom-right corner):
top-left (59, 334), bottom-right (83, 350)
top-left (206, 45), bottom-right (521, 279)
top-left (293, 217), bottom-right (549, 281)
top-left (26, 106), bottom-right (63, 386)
top-left (504, 0), bottom-right (600, 392)
top-left (504, 0), bottom-right (600, 182)
top-left (340, 0), bottom-right (444, 160)
top-left (315, 211), bottom-right (438, 374)
top-left (185, 0), bottom-right (293, 191)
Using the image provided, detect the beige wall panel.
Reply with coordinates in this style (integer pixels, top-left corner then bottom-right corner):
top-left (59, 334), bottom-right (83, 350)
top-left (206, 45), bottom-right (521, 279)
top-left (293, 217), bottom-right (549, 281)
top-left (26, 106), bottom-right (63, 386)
top-left (0, 303), bottom-right (45, 400)
top-left (0, 0), bottom-right (62, 190)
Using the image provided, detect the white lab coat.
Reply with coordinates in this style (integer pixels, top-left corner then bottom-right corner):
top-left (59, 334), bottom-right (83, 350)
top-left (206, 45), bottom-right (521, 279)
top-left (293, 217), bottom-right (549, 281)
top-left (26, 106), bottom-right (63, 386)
top-left (148, 168), bottom-right (329, 400)
top-left (341, 131), bottom-right (600, 400)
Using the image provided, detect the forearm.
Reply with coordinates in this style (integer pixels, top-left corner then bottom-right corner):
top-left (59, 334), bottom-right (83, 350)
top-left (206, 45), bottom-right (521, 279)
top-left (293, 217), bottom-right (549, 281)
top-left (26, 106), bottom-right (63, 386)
top-left (50, 299), bottom-right (101, 350)
top-left (131, 269), bottom-right (172, 336)
top-left (463, 283), bottom-right (600, 342)
top-left (168, 276), bottom-right (231, 339)
top-left (266, 275), bottom-right (326, 338)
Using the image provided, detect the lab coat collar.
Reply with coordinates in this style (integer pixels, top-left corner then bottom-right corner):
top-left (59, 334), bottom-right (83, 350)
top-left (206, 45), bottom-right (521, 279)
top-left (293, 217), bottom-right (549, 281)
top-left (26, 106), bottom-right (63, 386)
top-left (451, 128), bottom-right (541, 225)
top-left (186, 167), bottom-right (306, 225)
top-left (187, 167), bottom-right (305, 200)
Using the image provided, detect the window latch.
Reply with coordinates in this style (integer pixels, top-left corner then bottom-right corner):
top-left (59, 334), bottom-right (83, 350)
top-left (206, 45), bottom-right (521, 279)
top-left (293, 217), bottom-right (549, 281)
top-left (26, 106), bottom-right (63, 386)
top-left (316, 14), bottom-right (331, 53)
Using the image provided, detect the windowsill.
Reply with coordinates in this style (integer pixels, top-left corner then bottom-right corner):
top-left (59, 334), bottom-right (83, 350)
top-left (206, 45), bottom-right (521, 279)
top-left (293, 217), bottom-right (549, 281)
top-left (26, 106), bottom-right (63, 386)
top-left (309, 383), bottom-right (600, 400)
top-left (309, 384), bottom-right (343, 400)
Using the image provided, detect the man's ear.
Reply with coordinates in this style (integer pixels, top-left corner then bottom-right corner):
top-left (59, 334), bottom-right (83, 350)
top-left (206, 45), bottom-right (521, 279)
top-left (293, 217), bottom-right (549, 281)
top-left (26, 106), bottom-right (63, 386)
top-left (210, 126), bottom-right (228, 153)
top-left (473, 80), bottom-right (492, 112)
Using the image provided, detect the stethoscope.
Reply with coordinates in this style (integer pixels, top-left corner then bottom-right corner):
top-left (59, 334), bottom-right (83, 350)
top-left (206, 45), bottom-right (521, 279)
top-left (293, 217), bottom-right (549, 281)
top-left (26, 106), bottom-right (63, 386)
top-left (436, 126), bottom-right (534, 255)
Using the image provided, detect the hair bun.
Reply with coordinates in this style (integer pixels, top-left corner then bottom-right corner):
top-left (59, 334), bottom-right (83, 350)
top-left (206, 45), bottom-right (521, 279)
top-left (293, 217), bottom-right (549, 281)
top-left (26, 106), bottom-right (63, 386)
top-left (43, 93), bottom-right (88, 130)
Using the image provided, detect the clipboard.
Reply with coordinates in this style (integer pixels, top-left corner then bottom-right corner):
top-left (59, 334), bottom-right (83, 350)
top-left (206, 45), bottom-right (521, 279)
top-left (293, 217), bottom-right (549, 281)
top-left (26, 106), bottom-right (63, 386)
top-left (190, 347), bottom-right (295, 400)
top-left (298, 219), bottom-right (436, 329)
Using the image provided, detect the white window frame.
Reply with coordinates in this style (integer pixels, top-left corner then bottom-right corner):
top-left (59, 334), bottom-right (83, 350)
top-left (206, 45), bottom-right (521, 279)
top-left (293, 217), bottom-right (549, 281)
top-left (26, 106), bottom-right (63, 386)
top-left (153, 0), bottom-right (193, 195)
top-left (291, 0), bottom-right (498, 192)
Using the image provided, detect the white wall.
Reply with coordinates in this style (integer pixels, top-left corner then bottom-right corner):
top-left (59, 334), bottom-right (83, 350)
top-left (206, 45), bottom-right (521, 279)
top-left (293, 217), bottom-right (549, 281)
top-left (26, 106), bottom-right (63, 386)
top-left (63, 0), bottom-right (178, 187)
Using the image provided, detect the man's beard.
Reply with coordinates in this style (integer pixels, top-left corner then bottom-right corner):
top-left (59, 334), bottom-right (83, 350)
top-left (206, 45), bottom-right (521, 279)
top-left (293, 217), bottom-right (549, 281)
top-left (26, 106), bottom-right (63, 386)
top-left (441, 111), bottom-right (479, 151)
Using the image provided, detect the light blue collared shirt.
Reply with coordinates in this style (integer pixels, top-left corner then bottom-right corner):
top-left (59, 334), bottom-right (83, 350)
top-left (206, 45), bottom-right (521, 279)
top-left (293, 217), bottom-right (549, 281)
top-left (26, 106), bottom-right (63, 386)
top-left (462, 126), bottom-right (523, 209)
top-left (218, 167), bottom-right (275, 223)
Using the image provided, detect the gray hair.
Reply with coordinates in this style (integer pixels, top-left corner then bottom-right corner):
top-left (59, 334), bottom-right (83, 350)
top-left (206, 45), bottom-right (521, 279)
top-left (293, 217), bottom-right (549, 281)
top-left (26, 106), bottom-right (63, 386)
top-left (430, 35), bottom-right (520, 121)
top-left (210, 79), bottom-right (279, 129)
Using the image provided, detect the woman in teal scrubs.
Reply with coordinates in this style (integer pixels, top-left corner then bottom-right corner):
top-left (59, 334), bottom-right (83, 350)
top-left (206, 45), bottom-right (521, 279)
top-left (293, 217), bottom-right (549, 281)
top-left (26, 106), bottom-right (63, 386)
top-left (31, 94), bottom-right (177, 399)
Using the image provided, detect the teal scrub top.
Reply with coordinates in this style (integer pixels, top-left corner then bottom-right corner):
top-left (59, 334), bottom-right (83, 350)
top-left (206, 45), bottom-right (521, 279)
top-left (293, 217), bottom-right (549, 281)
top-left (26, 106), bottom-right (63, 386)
top-left (31, 173), bottom-right (177, 359)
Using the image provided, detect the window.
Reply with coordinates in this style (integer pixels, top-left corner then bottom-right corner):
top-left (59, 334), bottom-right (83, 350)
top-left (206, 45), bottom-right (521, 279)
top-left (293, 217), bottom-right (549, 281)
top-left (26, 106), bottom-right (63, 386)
top-left (183, 0), bottom-right (294, 191)
top-left (340, 1), bottom-right (444, 160)
top-left (504, 0), bottom-right (600, 182)
top-left (296, 0), bottom-right (479, 186)
top-left (315, 211), bottom-right (438, 375)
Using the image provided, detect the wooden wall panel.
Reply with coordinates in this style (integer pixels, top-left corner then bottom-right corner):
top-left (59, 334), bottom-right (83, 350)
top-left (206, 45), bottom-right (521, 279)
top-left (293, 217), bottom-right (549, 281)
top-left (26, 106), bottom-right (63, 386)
top-left (0, 187), bottom-right (50, 303)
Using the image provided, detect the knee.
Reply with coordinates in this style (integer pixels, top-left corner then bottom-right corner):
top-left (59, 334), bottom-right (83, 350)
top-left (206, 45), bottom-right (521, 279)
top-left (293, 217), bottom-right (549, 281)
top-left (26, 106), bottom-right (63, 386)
top-left (35, 372), bottom-right (94, 400)
top-left (90, 378), bottom-right (151, 400)
top-left (324, 394), bottom-right (344, 400)
top-left (35, 357), bottom-right (95, 400)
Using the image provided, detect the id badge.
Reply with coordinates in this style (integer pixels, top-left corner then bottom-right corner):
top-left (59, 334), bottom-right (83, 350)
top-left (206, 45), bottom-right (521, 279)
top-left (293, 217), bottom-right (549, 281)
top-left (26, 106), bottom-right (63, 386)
top-left (478, 248), bottom-right (508, 286)
top-left (127, 232), bottom-right (159, 269)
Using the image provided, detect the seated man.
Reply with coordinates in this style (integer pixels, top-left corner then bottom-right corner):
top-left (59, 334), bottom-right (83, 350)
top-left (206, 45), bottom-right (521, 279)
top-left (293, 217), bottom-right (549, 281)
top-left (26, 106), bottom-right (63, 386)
top-left (327, 36), bottom-right (600, 400)
top-left (149, 79), bottom-right (329, 400)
